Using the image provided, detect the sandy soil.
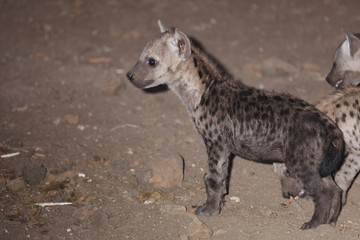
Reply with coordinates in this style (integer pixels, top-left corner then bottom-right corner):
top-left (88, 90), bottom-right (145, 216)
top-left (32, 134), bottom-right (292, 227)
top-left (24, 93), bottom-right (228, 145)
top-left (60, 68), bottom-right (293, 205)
top-left (2, 0), bottom-right (360, 239)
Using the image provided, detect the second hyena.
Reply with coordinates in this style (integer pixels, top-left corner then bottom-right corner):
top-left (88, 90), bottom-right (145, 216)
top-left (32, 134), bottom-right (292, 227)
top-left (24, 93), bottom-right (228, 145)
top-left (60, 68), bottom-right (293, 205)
top-left (126, 21), bottom-right (345, 229)
top-left (275, 30), bottom-right (360, 206)
top-left (275, 85), bottom-right (360, 205)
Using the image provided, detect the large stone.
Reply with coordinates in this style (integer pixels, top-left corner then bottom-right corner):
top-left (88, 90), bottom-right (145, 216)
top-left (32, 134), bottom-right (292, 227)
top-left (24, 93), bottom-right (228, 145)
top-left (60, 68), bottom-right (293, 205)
top-left (148, 151), bottom-right (184, 189)
top-left (23, 163), bottom-right (47, 186)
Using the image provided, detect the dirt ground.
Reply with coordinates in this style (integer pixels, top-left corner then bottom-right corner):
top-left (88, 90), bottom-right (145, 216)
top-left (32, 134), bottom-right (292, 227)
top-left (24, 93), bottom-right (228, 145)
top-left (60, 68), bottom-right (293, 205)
top-left (2, 0), bottom-right (360, 239)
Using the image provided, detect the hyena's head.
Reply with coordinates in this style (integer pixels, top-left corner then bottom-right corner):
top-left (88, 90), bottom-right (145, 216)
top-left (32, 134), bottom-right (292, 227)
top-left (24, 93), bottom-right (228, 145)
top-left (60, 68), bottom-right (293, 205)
top-left (126, 20), bottom-right (191, 89)
top-left (326, 30), bottom-right (360, 89)
top-left (273, 163), bottom-right (306, 199)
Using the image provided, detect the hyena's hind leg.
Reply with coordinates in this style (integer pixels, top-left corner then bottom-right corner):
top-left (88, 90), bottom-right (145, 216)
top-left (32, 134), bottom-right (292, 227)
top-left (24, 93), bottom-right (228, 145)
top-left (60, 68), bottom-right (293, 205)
top-left (335, 151), bottom-right (360, 205)
top-left (300, 174), bottom-right (342, 230)
top-left (195, 145), bottom-right (231, 216)
top-left (323, 176), bottom-right (343, 226)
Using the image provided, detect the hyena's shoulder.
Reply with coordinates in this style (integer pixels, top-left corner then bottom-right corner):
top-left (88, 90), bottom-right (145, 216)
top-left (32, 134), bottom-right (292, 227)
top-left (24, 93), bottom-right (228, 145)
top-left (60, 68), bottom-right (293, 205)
top-left (316, 87), bottom-right (360, 124)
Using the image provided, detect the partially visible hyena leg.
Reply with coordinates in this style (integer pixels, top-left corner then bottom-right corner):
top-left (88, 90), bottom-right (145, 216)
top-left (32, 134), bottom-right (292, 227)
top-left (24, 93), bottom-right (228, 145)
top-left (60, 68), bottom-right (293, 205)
top-left (195, 146), bottom-right (230, 216)
top-left (300, 175), bottom-right (342, 230)
top-left (335, 151), bottom-right (360, 205)
top-left (323, 176), bottom-right (343, 226)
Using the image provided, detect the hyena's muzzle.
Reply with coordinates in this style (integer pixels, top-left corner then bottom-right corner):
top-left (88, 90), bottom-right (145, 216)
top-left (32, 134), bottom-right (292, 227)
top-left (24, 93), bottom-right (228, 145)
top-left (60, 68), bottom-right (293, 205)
top-left (126, 62), bottom-right (155, 89)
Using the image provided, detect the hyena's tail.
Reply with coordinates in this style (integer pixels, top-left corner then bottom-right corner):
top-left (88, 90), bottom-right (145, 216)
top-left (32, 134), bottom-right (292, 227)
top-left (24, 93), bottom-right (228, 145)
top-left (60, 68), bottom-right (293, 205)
top-left (319, 131), bottom-right (345, 178)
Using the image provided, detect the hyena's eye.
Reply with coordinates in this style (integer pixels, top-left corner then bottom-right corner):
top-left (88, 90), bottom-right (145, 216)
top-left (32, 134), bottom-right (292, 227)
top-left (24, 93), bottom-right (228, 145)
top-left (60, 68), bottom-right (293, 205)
top-left (148, 58), bottom-right (157, 67)
top-left (285, 170), bottom-right (290, 177)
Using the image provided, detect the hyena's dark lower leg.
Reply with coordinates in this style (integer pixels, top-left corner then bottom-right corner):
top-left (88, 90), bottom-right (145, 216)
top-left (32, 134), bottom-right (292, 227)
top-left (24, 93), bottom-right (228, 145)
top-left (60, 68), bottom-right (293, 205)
top-left (195, 146), bottom-right (230, 216)
top-left (300, 176), bottom-right (342, 230)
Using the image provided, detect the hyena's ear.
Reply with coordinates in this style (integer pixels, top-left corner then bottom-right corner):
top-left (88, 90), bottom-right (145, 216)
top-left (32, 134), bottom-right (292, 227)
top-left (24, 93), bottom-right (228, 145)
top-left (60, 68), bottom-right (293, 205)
top-left (342, 29), bottom-right (360, 57)
top-left (158, 19), bottom-right (166, 33)
top-left (171, 29), bottom-right (192, 61)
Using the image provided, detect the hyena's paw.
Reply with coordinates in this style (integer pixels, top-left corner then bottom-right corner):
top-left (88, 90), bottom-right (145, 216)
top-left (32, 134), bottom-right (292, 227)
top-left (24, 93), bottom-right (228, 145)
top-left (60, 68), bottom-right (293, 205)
top-left (300, 220), bottom-right (321, 230)
top-left (195, 204), bottom-right (220, 216)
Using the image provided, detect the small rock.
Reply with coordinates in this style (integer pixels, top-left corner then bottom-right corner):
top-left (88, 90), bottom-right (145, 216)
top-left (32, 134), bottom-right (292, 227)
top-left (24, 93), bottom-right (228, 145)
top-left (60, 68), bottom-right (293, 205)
top-left (144, 198), bottom-right (156, 205)
top-left (77, 125), bottom-right (86, 131)
top-left (6, 178), bottom-right (26, 192)
top-left (23, 164), bottom-right (47, 185)
top-left (230, 196), bottom-right (240, 203)
top-left (64, 114), bottom-right (79, 125)
top-left (73, 206), bottom-right (108, 229)
top-left (149, 151), bottom-right (184, 189)
top-left (187, 217), bottom-right (213, 239)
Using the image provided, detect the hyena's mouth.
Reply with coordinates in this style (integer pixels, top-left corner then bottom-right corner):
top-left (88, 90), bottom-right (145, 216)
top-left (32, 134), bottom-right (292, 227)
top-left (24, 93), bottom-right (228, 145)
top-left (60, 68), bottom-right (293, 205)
top-left (131, 79), bottom-right (155, 89)
top-left (335, 79), bottom-right (343, 88)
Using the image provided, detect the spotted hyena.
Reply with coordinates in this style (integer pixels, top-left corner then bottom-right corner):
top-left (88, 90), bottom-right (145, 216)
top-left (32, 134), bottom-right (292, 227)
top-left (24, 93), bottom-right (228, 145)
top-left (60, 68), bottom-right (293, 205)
top-left (274, 31), bottom-right (360, 206)
top-left (126, 20), bottom-right (344, 230)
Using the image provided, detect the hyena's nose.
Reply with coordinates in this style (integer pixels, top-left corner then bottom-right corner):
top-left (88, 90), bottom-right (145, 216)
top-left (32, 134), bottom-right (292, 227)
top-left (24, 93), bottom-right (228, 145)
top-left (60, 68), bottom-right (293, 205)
top-left (325, 76), bottom-right (330, 83)
top-left (126, 71), bottom-right (134, 81)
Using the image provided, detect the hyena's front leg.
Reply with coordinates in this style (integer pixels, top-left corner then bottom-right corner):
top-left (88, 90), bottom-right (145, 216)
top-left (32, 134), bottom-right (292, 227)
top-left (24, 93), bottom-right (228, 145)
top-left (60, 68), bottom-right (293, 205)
top-left (334, 151), bottom-right (360, 205)
top-left (195, 144), bottom-right (231, 216)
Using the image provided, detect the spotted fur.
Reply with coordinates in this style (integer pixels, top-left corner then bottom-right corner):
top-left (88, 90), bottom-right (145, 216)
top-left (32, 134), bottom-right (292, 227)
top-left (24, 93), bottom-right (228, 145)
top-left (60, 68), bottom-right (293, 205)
top-left (275, 87), bottom-right (360, 206)
top-left (126, 20), bottom-right (345, 230)
top-left (275, 31), bottom-right (360, 207)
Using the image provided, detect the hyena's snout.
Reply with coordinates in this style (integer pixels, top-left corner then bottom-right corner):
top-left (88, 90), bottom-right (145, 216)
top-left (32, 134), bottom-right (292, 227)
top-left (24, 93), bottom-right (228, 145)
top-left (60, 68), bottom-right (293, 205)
top-left (126, 63), bottom-right (138, 82)
top-left (126, 71), bottom-right (134, 81)
top-left (126, 63), bottom-right (156, 89)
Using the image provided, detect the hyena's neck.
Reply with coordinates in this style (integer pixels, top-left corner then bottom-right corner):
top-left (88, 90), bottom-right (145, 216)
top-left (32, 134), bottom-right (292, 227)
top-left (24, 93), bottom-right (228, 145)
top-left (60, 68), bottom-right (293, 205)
top-left (169, 46), bottom-right (227, 113)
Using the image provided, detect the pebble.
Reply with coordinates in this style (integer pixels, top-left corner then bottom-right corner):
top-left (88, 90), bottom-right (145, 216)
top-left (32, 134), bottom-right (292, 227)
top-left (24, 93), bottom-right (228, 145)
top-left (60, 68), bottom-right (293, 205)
top-left (144, 198), bottom-right (156, 205)
top-left (64, 114), bottom-right (79, 125)
top-left (230, 196), bottom-right (240, 203)
top-left (6, 178), bottom-right (26, 192)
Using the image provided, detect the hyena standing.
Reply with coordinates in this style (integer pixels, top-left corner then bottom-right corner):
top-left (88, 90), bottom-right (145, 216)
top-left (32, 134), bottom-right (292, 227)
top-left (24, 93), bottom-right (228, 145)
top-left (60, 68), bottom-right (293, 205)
top-left (126, 20), bottom-right (345, 230)
top-left (275, 31), bottom-right (360, 205)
